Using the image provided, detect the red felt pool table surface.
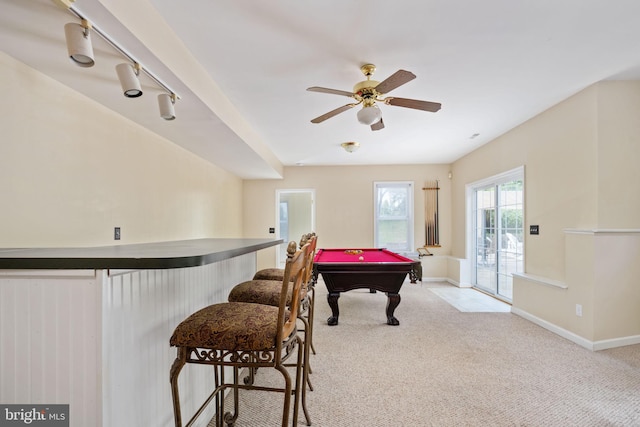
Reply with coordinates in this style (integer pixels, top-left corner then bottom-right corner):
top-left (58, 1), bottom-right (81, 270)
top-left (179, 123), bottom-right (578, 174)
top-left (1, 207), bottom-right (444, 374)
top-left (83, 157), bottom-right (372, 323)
top-left (313, 248), bottom-right (414, 264)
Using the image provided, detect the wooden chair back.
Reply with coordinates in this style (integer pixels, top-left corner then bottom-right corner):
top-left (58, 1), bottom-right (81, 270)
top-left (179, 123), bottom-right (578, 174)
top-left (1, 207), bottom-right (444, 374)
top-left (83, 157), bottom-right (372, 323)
top-left (277, 241), bottom-right (311, 341)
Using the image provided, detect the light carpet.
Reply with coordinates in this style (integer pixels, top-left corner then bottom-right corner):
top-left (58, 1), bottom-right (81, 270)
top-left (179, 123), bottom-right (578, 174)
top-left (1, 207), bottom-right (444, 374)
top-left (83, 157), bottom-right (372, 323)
top-left (209, 280), bottom-right (640, 426)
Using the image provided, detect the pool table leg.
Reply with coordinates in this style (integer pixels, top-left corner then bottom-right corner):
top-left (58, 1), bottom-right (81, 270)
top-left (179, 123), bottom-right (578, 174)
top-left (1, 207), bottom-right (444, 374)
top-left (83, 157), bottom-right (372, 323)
top-left (386, 293), bottom-right (401, 325)
top-left (327, 292), bottom-right (340, 326)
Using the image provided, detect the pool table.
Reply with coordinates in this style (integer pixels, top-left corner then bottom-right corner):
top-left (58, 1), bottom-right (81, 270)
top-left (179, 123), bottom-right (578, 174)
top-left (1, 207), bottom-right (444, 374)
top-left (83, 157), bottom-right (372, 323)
top-left (312, 248), bottom-right (415, 326)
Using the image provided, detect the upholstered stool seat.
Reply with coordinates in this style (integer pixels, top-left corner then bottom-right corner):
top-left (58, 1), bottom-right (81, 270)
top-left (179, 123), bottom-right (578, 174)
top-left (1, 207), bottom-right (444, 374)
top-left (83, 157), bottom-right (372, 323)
top-left (170, 302), bottom-right (285, 351)
top-left (228, 280), bottom-right (306, 307)
top-left (253, 268), bottom-right (287, 282)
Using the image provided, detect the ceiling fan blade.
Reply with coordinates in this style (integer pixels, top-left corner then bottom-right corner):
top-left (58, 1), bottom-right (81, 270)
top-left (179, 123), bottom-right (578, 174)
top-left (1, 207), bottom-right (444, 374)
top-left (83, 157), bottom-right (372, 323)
top-left (310, 103), bottom-right (357, 123)
top-left (385, 97), bottom-right (442, 112)
top-left (371, 118), bottom-right (385, 131)
top-left (374, 70), bottom-right (416, 94)
top-left (307, 86), bottom-right (355, 97)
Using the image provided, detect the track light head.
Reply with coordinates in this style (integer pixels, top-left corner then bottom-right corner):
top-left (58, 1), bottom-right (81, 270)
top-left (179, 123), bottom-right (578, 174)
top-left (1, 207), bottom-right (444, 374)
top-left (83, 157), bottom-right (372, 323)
top-left (64, 20), bottom-right (94, 67)
top-left (158, 93), bottom-right (176, 120)
top-left (116, 63), bottom-right (143, 98)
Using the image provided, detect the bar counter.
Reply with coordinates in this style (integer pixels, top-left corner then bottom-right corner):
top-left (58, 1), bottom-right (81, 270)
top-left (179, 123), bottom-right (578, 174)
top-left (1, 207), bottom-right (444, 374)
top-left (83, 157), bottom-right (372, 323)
top-left (0, 238), bottom-right (282, 269)
top-left (0, 238), bottom-right (282, 427)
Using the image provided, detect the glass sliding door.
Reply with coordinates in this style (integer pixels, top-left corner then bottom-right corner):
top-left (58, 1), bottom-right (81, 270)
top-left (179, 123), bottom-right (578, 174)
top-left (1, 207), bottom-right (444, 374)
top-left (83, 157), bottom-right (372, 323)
top-left (475, 186), bottom-right (497, 293)
top-left (470, 168), bottom-right (523, 301)
top-left (496, 180), bottom-right (524, 300)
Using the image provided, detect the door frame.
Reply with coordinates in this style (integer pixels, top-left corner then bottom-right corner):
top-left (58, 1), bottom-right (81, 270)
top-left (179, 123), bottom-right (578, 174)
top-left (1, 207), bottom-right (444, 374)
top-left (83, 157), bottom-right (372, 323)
top-left (465, 165), bottom-right (524, 300)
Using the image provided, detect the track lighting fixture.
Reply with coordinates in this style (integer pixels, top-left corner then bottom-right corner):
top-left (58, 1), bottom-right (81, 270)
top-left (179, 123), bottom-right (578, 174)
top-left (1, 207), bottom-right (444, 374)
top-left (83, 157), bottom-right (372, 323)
top-left (62, 6), bottom-right (180, 120)
top-left (64, 19), bottom-right (94, 68)
top-left (116, 63), bottom-right (143, 98)
top-left (158, 93), bottom-right (177, 120)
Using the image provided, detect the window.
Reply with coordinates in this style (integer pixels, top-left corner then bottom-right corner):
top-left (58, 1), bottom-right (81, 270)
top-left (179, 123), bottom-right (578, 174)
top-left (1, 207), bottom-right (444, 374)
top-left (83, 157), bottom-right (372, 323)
top-left (374, 182), bottom-right (414, 252)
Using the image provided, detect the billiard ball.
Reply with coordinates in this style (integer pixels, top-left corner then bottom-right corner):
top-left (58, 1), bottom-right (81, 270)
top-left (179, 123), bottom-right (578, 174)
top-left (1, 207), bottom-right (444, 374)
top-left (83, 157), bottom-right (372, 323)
top-left (358, 256), bottom-right (364, 261)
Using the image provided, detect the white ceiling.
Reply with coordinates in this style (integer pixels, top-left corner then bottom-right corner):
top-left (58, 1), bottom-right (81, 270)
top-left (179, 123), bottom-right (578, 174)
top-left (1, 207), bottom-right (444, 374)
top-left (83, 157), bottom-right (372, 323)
top-left (3, 0), bottom-right (640, 179)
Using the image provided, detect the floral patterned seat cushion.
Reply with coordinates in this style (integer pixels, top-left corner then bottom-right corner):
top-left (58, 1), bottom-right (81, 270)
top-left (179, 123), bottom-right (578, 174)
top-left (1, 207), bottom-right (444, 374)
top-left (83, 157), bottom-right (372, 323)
top-left (228, 279), bottom-right (307, 307)
top-left (169, 302), bottom-right (286, 351)
top-left (253, 268), bottom-right (286, 281)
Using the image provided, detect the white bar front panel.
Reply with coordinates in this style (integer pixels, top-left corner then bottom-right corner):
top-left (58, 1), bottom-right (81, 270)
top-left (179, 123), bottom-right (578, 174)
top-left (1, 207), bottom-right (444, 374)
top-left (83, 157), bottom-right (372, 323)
top-left (0, 253), bottom-right (256, 427)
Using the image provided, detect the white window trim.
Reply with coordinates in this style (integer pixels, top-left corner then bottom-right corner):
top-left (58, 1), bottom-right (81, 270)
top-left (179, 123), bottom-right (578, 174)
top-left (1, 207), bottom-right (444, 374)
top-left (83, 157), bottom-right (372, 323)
top-left (373, 181), bottom-right (414, 253)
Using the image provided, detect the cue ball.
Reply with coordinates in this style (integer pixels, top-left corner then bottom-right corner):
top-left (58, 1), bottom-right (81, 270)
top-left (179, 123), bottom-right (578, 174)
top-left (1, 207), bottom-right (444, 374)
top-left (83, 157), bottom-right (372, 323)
top-left (358, 256), bottom-right (364, 261)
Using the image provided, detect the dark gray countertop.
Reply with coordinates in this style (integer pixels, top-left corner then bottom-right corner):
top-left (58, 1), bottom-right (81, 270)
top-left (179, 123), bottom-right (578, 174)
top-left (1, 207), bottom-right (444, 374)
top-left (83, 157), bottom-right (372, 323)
top-left (0, 238), bottom-right (283, 270)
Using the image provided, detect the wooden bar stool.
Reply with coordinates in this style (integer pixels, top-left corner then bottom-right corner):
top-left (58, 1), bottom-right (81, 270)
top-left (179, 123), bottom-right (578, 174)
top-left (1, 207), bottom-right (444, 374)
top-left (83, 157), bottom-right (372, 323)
top-left (227, 234), bottom-right (317, 423)
top-left (252, 233), bottom-right (318, 355)
top-left (169, 241), bottom-right (311, 427)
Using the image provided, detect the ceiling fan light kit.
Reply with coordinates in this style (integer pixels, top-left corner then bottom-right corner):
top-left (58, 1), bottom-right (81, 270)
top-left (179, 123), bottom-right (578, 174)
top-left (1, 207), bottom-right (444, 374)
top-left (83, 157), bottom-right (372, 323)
top-left (357, 105), bottom-right (382, 125)
top-left (308, 63), bottom-right (442, 131)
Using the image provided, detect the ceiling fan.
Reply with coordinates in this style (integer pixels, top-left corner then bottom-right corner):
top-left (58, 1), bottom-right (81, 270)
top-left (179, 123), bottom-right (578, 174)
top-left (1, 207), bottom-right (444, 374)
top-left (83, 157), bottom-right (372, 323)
top-left (307, 64), bottom-right (441, 131)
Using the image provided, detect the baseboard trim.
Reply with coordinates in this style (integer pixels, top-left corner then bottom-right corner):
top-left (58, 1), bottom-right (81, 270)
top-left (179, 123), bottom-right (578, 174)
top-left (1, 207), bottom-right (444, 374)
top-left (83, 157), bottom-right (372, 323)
top-left (593, 335), bottom-right (640, 351)
top-left (511, 307), bottom-right (640, 351)
top-left (421, 277), bottom-right (449, 283)
top-left (425, 277), bottom-right (473, 288)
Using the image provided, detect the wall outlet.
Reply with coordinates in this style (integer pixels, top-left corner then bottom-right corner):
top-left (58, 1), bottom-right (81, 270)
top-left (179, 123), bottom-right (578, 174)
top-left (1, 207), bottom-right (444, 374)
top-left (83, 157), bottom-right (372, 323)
top-left (575, 304), bottom-right (582, 317)
top-left (114, 227), bottom-right (121, 240)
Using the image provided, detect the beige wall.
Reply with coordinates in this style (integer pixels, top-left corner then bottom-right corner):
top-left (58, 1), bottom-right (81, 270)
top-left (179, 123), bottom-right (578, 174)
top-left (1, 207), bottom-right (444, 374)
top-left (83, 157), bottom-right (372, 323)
top-left (596, 81), bottom-right (640, 228)
top-left (453, 81), bottom-right (640, 347)
top-left (452, 81), bottom-right (640, 275)
top-left (593, 232), bottom-right (640, 340)
top-left (0, 52), bottom-right (243, 247)
top-left (244, 164), bottom-right (452, 269)
top-left (452, 86), bottom-right (600, 280)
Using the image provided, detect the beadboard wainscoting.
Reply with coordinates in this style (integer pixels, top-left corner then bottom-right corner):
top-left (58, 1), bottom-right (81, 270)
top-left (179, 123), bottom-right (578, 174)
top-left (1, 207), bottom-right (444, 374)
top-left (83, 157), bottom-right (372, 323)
top-left (0, 269), bottom-right (101, 426)
top-left (0, 253), bottom-right (256, 427)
